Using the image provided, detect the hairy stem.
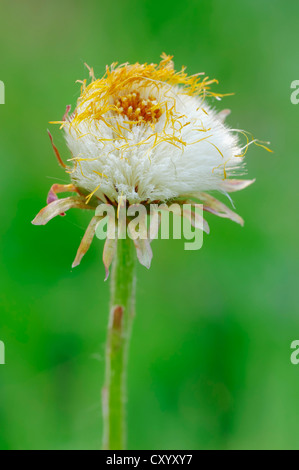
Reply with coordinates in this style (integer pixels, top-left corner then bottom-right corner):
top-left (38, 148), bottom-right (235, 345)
top-left (102, 237), bottom-right (136, 450)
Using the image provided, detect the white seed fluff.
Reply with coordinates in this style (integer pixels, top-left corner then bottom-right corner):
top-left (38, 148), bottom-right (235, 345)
top-left (64, 82), bottom-right (244, 204)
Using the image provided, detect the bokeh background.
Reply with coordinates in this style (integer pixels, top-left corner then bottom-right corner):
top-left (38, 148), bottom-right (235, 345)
top-left (0, 0), bottom-right (298, 450)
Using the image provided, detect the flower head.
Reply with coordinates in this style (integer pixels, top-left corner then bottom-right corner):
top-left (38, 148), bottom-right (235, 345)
top-left (33, 54), bottom-right (268, 276)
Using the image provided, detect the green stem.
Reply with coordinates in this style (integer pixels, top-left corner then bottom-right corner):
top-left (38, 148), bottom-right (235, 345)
top-left (102, 237), bottom-right (136, 450)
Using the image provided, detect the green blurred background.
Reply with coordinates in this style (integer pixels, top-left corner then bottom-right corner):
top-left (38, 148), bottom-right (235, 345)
top-left (0, 0), bottom-right (298, 450)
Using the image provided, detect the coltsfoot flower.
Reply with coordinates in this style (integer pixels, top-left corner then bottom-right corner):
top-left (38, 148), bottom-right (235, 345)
top-left (32, 54), bottom-right (267, 276)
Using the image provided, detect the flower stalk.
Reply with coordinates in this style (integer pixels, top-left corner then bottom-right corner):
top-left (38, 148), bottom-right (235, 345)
top-left (102, 237), bottom-right (136, 450)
